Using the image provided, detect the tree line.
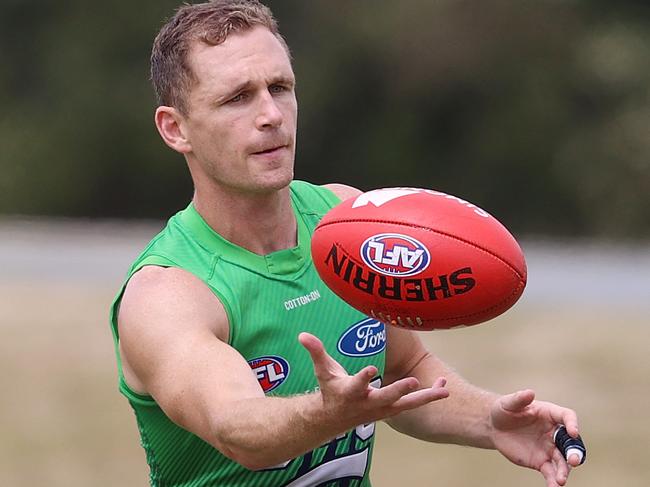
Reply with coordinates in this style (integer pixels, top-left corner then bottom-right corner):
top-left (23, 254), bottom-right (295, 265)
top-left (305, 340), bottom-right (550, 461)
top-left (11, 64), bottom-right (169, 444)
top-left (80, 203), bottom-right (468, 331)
top-left (1, 0), bottom-right (648, 239)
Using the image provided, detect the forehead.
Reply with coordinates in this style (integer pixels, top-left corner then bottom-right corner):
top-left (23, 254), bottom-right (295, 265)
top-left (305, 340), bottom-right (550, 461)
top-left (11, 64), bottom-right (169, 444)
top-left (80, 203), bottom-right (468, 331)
top-left (188, 26), bottom-right (293, 94)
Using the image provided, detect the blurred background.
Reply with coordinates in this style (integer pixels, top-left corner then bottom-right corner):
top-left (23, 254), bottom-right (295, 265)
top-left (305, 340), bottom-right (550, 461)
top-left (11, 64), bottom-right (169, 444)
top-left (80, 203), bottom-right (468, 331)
top-left (1, 0), bottom-right (648, 485)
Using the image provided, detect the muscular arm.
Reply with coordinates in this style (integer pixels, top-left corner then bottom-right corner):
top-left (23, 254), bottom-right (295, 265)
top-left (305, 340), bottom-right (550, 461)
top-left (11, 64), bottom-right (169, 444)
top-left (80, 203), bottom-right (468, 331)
top-left (323, 182), bottom-right (582, 486)
top-left (383, 326), bottom-right (497, 448)
top-left (383, 326), bottom-right (582, 487)
top-left (117, 266), bottom-right (448, 470)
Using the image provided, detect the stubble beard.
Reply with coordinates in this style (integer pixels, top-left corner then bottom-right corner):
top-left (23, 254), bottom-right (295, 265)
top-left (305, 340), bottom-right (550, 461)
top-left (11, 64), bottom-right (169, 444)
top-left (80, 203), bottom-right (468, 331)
top-left (204, 154), bottom-right (295, 197)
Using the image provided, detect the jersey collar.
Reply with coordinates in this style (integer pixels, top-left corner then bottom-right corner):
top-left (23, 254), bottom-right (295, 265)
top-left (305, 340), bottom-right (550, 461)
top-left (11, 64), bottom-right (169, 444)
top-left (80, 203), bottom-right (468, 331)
top-left (177, 196), bottom-right (310, 277)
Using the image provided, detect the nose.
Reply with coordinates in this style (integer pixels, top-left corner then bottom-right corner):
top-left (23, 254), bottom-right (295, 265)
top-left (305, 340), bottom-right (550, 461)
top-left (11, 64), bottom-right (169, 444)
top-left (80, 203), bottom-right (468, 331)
top-left (255, 92), bottom-right (283, 129)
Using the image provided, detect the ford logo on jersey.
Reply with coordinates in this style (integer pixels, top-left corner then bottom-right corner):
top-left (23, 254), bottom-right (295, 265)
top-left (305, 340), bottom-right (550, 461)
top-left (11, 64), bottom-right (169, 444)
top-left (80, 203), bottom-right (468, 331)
top-left (361, 233), bottom-right (430, 277)
top-left (338, 318), bottom-right (386, 357)
top-left (248, 355), bottom-right (290, 393)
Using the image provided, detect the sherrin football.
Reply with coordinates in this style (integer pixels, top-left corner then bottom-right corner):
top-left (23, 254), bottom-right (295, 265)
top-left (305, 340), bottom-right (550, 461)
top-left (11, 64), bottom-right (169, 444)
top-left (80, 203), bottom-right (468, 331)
top-left (311, 188), bottom-right (527, 330)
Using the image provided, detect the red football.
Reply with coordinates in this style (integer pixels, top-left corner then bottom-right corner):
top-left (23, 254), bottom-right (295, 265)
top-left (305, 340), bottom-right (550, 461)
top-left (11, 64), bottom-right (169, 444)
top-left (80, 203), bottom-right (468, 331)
top-left (311, 188), bottom-right (527, 330)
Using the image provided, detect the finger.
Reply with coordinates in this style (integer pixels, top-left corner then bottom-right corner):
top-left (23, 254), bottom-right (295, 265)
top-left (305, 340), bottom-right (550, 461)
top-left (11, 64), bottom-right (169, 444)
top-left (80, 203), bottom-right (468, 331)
top-left (388, 377), bottom-right (448, 406)
top-left (554, 423), bottom-right (586, 467)
top-left (377, 376), bottom-right (449, 411)
top-left (551, 408), bottom-right (580, 439)
top-left (500, 389), bottom-right (535, 413)
top-left (432, 377), bottom-right (447, 389)
top-left (539, 461), bottom-right (560, 487)
top-left (298, 331), bottom-right (322, 351)
top-left (351, 365), bottom-right (379, 390)
top-left (553, 447), bottom-right (570, 486)
top-left (298, 332), bottom-right (340, 380)
top-left (391, 384), bottom-right (450, 411)
top-left (371, 376), bottom-right (448, 406)
top-left (567, 451), bottom-right (582, 467)
top-left (372, 376), bottom-right (421, 405)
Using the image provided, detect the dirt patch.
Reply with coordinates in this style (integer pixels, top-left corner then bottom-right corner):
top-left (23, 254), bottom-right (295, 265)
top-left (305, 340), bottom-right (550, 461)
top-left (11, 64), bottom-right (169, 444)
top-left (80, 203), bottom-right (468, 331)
top-left (1, 280), bottom-right (648, 486)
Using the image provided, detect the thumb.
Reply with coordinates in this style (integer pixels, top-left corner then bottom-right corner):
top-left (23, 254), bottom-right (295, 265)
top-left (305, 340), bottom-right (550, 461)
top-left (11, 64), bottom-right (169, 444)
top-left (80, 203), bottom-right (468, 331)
top-left (298, 332), bottom-right (322, 354)
top-left (500, 389), bottom-right (535, 413)
top-left (298, 332), bottom-right (339, 381)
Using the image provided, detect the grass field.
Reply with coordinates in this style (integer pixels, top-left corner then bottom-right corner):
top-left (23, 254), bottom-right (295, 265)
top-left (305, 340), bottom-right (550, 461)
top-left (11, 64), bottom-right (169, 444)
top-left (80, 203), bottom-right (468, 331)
top-left (372, 305), bottom-right (650, 487)
top-left (1, 222), bottom-right (648, 486)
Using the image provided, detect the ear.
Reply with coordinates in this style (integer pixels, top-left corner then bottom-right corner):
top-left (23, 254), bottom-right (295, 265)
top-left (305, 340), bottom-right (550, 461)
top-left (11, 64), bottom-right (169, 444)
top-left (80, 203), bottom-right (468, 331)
top-left (154, 106), bottom-right (192, 154)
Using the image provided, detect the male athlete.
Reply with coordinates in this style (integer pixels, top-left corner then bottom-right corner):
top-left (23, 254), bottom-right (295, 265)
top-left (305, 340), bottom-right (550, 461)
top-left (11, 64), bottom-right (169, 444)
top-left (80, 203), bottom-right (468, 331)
top-left (110, 1), bottom-right (583, 486)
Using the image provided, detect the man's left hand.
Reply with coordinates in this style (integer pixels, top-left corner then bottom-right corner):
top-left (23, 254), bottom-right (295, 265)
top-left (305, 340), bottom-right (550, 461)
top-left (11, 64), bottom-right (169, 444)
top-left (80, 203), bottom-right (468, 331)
top-left (490, 389), bottom-right (582, 487)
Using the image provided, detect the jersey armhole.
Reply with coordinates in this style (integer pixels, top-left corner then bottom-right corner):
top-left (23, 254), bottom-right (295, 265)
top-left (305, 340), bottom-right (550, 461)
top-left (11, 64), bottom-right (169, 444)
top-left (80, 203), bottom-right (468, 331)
top-left (110, 255), bottom-right (238, 404)
top-left (316, 184), bottom-right (344, 206)
top-left (290, 180), bottom-right (343, 215)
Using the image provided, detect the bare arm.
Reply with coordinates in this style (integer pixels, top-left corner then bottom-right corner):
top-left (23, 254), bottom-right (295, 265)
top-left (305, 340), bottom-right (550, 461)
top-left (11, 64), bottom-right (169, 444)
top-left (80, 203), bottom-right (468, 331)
top-left (383, 326), bottom-right (498, 447)
top-left (322, 182), bottom-right (363, 201)
top-left (323, 181), bottom-right (583, 486)
top-left (117, 266), bottom-right (448, 470)
top-left (383, 326), bottom-right (582, 487)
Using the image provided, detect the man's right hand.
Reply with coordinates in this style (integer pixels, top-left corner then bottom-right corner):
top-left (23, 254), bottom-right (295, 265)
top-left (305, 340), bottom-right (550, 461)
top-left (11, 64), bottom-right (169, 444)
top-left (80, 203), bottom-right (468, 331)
top-left (119, 266), bottom-right (450, 470)
top-left (298, 332), bottom-right (449, 428)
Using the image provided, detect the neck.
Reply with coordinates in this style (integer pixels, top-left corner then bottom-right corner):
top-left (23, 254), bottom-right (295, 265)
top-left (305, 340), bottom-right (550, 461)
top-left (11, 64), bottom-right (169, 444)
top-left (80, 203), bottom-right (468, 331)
top-left (193, 184), bottom-right (296, 255)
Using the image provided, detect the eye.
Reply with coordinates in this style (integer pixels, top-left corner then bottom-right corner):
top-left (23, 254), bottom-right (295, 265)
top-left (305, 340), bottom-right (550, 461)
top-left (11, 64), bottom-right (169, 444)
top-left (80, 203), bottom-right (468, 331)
top-left (269, 84), bottom-right (288, 94)
top-left (228, 92), bottom-right (248, 104)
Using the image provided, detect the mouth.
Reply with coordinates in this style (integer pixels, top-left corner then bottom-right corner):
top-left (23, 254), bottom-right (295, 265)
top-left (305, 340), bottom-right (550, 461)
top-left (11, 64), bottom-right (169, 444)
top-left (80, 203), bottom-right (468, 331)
top-left (252, 144), bottom-right (288, 156)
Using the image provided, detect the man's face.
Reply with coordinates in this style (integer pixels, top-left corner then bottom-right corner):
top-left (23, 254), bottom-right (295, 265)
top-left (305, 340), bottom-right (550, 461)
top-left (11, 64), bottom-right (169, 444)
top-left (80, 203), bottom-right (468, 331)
top-left (183, 26), bottom-right (297, 194)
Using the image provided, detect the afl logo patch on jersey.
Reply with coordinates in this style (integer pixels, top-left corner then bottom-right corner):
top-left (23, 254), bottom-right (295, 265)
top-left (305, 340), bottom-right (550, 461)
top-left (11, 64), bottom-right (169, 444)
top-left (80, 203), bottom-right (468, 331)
top-left (361, 233), bottom-right (430, 277)
top-left (248, 355), bottom-right (290, 393)
top-left (338, 318), bottom-right (386, 357)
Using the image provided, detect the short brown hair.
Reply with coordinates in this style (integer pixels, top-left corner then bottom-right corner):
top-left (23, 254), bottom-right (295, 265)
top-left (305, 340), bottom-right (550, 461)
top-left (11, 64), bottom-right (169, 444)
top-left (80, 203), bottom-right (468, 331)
top-left (151, 0), bottom-right (289, 114)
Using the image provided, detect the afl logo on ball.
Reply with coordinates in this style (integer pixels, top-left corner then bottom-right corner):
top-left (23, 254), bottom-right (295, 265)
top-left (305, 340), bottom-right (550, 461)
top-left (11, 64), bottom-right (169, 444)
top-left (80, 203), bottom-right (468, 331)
top-left (248, 355), bottom-right (290, 393)
top-left (361, 233), bottom-right (430, 277)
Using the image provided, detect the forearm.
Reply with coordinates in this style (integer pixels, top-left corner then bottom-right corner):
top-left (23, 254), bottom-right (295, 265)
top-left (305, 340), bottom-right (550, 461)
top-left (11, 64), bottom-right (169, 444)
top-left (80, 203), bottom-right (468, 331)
top-left (385, 353), bottom-right (498, 449)
top-left (204, 392), bottom-right (358, 470)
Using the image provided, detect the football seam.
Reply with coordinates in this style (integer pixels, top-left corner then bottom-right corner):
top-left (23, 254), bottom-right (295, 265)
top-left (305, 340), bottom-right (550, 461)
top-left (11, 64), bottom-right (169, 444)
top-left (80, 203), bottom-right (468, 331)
top-left (375, 280), bottom-right (524, 324)
top-left (315, 218), bottom-right (526, 281)
top-left (421, 280), bottom-right (525, 324)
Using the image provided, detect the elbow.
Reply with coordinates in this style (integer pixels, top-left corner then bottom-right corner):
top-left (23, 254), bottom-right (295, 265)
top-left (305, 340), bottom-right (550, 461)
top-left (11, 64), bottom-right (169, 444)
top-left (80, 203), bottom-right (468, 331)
top-left (209, 428), bottom-right (285, 471)
top-left (218, 444), bottom-right (282, 471)
top-left (163, 401), bottom-right (286, 470)
top-left (233, 454), bottom-right (275, 472)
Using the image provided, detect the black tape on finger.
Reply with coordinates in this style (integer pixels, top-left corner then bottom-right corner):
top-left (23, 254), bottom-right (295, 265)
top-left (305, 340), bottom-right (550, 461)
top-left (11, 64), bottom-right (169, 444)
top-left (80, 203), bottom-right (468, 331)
top-left (554, 425), bottom-right (586, 465)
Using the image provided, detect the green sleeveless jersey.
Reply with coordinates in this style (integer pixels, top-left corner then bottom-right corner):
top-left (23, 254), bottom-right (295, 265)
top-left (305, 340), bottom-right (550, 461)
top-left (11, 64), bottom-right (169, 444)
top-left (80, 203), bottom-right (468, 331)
top-left (109, 180), bottom-right (387, 486)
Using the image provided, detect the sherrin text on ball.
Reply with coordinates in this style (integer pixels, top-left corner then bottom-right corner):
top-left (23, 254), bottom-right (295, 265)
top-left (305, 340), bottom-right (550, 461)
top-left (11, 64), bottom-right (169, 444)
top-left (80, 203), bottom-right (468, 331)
top-left (311, 188), bottom-right (527, 330)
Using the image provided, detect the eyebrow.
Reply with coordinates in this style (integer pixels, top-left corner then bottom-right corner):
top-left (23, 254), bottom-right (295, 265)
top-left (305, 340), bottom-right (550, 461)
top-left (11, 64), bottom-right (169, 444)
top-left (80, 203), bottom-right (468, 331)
top-left (222, 80), bottom-right (253, 100)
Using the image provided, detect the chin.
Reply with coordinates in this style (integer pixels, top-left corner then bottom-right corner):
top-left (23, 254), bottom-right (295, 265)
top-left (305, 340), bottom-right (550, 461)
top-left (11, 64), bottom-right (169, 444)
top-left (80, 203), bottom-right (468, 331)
top-left (248, 167), bottom-right (294, 194)
top-left (264, 170), bottom-right (294, 192)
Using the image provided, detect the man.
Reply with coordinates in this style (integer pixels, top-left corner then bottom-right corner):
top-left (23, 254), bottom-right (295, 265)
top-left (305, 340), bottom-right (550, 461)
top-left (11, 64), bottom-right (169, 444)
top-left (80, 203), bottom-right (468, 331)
top-left (110, 1), bottom-right (583, 486)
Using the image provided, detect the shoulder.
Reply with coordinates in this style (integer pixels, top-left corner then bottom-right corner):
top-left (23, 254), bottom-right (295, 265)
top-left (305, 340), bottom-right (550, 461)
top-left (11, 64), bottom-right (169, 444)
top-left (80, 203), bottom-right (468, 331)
top-left (122, 265), bottom-right (210, 304)
top-left (117, 266), bottom-right (230, 394)
top-left (289, 181), bottom-right (363, 214)
top-left (119, 266), bottom-right (228, 342)
top-left (321, 183), bottom-right (363, 201)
